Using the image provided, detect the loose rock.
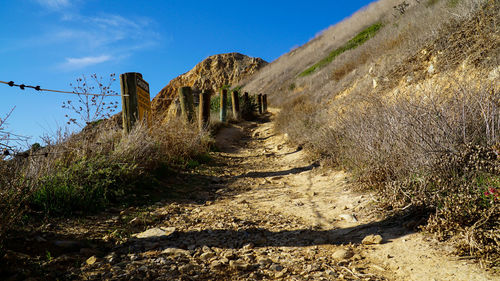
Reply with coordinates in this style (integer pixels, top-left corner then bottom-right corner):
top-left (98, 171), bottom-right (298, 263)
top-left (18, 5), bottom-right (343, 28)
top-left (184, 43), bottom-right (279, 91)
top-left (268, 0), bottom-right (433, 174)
top-left (362, 234), bottom-right (383, 245)
top-left (134, 227), bottom-right (176, 239)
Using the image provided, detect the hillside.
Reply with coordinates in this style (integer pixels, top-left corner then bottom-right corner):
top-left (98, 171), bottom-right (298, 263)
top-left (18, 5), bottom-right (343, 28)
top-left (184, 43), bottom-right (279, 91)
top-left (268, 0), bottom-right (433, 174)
top-left (1, 0), bottom-right (498, 280)
top-left (241, 0), bottom-right (499, 268)
top-left (152, 53), bottom-right (267, 119)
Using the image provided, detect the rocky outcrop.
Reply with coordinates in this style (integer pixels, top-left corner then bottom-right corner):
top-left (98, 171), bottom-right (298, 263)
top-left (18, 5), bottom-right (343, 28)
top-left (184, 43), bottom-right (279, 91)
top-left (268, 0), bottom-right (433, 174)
top-left (152, 53), bottom-right (267, 119)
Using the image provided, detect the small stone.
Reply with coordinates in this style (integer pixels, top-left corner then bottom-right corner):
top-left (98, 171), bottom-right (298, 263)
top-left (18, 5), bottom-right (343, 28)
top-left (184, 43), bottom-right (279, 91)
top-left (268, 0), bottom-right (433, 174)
top-left (332, 248), bottom-right (354, 261)
top-left (202, 245), bottom-right (212, 253)
top-left (134, 227), bottom-right (175, 239)
top-left (200, 252), bottom-right (215, 261)
top-left (229, 260), bottom-right (249, 271)
top-left (362, 234), bottom-right (383, 245)
top-left (86, 256), bottom-right (97, 265)
top-left (162, 248), bottom-right (190, 256)
top-left (242, 243), bottom-right (254, 250)
top-left (270, 263), bottom-right (283, 271)
top-left (339, 214), bottom-right (357, 222)
top-left (210, 260), bottom-right (223, 269)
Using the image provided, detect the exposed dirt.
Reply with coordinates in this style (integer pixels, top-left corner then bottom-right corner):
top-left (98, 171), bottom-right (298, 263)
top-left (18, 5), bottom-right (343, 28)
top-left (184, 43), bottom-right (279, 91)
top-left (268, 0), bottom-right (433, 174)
top-left (1, 111), bottom-right (498, 280)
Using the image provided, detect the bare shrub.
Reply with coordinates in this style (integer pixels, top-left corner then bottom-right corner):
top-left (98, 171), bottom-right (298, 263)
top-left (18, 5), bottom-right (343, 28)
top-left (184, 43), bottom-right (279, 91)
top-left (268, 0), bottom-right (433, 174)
top-left (62, 74), bottom-right (119, 127)
top-left (114, 118), bottom-right (211, 169)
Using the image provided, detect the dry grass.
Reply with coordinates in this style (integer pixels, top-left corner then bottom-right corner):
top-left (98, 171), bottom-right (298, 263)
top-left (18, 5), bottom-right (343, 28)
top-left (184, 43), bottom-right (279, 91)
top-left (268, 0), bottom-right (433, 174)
top-left (0, 116), bottom-right (212, 248)
top-left (272, 0), bottom-right (499, 264)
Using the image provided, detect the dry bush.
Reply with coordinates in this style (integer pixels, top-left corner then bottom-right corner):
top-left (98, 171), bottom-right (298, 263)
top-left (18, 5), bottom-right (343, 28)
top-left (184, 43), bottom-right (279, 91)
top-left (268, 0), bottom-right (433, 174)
top-left (0, 113), bottom-right (212, 222)
top-left (115, 118), bottom-right (211, 168)
top-left (277, 67), bottom-right (499, 262)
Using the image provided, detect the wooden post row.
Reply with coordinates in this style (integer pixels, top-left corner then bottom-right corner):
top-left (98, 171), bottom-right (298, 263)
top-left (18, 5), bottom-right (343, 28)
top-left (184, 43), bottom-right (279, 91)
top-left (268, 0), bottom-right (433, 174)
top-left (243, 92), bottom-right (249, 105)
top-left (220, 89), bottom-right (228, 122)
top-left (231, 90), bottom-right (240, 120)
top-left (199, 90), bottom-right (211, 129)
top-left (263, 94), bottom-right (268, 113)
top-left (120, 72), bottom-right (151, 134)
top-left (178, 86), bottom-right (195, 122)
top-left (257, 93), bottom-right (263, 115)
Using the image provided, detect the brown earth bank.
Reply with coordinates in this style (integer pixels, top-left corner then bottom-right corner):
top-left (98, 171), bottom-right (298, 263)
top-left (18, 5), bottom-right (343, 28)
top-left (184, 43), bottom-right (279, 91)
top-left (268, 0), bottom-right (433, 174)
top-left (1, 111), bottom-right (498, 280)
top-left (151, 52), bottom-right (267, 120)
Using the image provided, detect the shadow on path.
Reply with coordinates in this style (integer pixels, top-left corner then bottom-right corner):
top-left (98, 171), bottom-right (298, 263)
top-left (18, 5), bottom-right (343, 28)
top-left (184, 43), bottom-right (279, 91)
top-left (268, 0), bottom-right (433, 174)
top-left (130, 211), bottom-right (425, 252)
top-left (236, 162), bottom-right (320, 179)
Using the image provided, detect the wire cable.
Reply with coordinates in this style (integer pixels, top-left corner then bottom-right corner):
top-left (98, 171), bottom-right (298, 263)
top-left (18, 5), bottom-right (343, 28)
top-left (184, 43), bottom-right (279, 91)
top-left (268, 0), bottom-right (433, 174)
top-left (0, 80), bottom-right (123, 97)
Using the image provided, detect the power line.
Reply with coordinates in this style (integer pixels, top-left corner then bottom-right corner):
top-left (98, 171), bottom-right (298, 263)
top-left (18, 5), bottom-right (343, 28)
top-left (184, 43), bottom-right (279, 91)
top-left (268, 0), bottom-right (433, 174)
top-left (0, 80), bottom-right (122, 97)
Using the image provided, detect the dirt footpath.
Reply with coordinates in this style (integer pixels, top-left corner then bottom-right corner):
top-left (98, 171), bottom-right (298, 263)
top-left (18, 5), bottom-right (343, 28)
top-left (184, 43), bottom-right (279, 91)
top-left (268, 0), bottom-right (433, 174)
top-left (209, 110), bottom-right (498, 281)
top-left (3, 111), bottom-right (497, 280)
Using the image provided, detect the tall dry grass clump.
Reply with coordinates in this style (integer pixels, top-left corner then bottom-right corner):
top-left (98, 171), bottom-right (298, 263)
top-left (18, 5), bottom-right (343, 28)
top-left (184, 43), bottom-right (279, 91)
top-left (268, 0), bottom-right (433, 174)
top-left (0, 116), bottom-right (212, 249)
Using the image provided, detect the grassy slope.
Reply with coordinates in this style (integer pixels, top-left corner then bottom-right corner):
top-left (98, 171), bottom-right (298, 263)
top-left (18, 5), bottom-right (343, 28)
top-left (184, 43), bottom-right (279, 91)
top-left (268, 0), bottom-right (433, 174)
top-left (299, 22), bottom-right (383, 77)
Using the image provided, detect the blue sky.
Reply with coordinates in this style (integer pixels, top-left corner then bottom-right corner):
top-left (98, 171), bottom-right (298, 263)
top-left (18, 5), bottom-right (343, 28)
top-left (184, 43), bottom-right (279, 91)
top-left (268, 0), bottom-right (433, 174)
top-left (1, 0), bottom-right (375, 145)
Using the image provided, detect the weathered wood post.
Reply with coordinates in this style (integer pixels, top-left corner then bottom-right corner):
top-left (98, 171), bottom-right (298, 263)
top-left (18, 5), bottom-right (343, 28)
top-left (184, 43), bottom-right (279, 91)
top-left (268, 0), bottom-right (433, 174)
top-left (120, 72), bottom-right (151, 134)
top-left (263, 94), bottom-right (268, 113)
top-left (220, 88), bottom-right (228, 122)
top-left (178, 86), bottom-right (195, 122)
top-left (257, 93), bottom-right (263, 115)
top-left (231, 90), bottom-right (240, 120)
top-left (199, 90), bottom-right (211, 129)
top-left (243, 92), bottom-right (249, 104)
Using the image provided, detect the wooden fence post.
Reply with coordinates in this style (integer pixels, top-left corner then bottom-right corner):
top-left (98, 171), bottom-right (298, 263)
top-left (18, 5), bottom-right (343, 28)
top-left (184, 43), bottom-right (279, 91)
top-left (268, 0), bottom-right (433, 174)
top-left (199, 90), bottom-right (211, 129)
top-left (243, 92), bottom-right (249, 105)
top-left (120, 72), bottom-right (151, 134)
top-left (231, 90), bottom-right (240, 120)
top-left (179, 86), bottom-right (194, 122)
top-left (220, 89), bottom-right (228, 122)
top-left (263, 94), bottom-right (268, 113)
top-left (257, 93), bottom-right (263, 115)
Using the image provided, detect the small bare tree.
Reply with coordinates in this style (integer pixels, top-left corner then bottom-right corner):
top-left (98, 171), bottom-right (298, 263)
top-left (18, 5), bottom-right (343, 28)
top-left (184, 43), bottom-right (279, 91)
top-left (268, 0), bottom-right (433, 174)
top-left (62, 73), bottom-right (119, 127)
top-left (0, 107), bottom-right (29, 158)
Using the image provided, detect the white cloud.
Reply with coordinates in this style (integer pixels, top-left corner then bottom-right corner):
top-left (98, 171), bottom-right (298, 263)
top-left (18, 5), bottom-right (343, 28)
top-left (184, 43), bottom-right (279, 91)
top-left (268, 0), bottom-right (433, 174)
top-left (27, 1), bottom-right (162, 70)
top-left (62, 55), bottom-right (111, 69)
top-left (36, 0), bottom-right (71, 9)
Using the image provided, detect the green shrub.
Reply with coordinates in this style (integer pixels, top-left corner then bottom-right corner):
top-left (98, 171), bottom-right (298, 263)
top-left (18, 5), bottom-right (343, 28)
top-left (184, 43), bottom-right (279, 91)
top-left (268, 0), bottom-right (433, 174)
top-left (31, 157), bottom-right (137, 216)
top-left (299, 22), bottom-right (383, 77)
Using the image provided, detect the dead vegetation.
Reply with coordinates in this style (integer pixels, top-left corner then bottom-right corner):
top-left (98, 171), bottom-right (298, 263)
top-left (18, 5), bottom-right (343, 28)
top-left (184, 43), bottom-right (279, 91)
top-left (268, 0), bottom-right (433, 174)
top-left (271, 0), bottom-right (499, 266)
